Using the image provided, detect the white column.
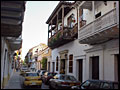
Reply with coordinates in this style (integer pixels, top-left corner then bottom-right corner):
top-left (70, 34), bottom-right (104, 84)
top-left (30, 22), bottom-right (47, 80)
top-left (92, 1), bottom-right (95, 20)
top-left (78, 6), bottom-right (80, 40)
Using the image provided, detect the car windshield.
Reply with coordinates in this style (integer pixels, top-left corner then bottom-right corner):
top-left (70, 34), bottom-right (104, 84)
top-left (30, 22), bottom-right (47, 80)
top-left (26, 73), bottom-right (38, 77)
top-left (66, 76), bottom-right (77, 81)
top-left (60, 75), bottom-right (66, 80)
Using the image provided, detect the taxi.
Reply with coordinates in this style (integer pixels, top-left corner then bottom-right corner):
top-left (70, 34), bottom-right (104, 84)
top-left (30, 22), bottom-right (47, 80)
top-left (23, 72), bottom-right (42, 88)
top-left (20, 67), bottom-right (29, 76)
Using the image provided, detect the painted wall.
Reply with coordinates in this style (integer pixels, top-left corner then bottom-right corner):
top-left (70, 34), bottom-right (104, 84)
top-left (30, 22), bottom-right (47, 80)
top-left (82, 1), bottom-right (116, 25)
top-left (51, 39), bottom-right (90, 79)
top-left (85, 39), bottom-right (119, 82)
top-left (1, 37), bottom-right (14, 88)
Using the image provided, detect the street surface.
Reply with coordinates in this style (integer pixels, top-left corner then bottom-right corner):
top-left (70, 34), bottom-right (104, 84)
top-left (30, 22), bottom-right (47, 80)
top-left (4, 71), bottom-right (49, 89)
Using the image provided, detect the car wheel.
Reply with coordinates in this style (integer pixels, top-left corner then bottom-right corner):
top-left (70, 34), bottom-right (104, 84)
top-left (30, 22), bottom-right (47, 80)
top-left (22, 84), bottom-right (26, 89)
top-left (49, 83), bottom-right (53, 89)
top-left (38, 85), bottom-right (41, 88)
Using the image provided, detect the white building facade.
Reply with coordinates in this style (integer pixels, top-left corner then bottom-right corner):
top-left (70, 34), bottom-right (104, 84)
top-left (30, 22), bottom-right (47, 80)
top-left (75, 1), bottom-right (119, 82)
top-left (46, 1), bottom-right (90, 82)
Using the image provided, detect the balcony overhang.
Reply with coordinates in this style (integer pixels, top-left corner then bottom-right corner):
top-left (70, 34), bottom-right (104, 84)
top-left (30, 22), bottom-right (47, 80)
top-left (1, 1), bottom-right (25, 37)
top-left (1, 24), bottom-right (22, 37)
top-left (6, 36), bottom-right (22, 51)
top-left (78, 8), bottom-right (119, 45)
top-left (79, 25), bottom-right (119, 45)
top-left (79, 1), bottom-right (92, 10)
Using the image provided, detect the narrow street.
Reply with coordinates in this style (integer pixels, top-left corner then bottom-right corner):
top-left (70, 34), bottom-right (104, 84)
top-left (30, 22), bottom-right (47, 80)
top-left (4, 71), bottom-right (49, 89)
top-left (1, 1), bottom-right (119, 89)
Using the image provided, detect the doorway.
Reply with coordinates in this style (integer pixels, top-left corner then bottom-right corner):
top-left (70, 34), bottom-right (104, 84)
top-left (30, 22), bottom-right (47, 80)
top-left (91, 56), bottom-right (99, 80)
top-left (60, 59), bottom-right (66, 74)
top-left (48, 62), bottom-right (50, 72)
top-left (117, 55), bottom-right (119, 83)
top-left (115, 54), bottom-right (119, 82)
top-left (77, 59), bottom-right (83, 82)
top-left (52, 62), bottom-right (55, 72)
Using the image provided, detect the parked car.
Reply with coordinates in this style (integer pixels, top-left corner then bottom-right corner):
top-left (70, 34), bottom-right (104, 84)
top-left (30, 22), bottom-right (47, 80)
top-left (42, 72), bottom-right (57, 84)
top-left (37, 70), bottom-right (41, 74)
top-left (23, 72), bottom-right (42, 88)
top-left (39, 70), bottom-right (47, 77)
top-left (71, 80), bottom-right (119, 89)
top-left (49, 74), bottom-right (81, 89)
top-left (20, 67), bottom-right (30, 76)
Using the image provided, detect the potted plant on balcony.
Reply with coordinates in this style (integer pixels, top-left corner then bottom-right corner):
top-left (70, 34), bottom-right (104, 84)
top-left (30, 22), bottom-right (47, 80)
top-left (56, 32), bottom-right (61, 40)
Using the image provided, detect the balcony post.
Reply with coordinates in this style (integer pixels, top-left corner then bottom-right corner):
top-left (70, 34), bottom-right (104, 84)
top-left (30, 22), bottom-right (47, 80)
top-left (48, 24), bottom-right (49, 39)
top-left (78, 6), bottom-right (80, 39)
top-left (51, 21), bottom-right (52, 37)
top-left (78, 6), bottom-right (80, 30)
top-left (62, 5), bottom-right (64, 35)
top-left (92, 1), bottom-right (95, 20)
top-left (57, 13), bottom-right (58, 30)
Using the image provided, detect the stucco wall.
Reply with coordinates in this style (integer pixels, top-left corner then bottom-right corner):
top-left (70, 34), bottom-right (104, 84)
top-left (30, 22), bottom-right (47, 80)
top-left (1, 37), bottom-right (14, 88)
top-left (51, 39), bottom-right (89, 78)
top-left (85, 39), bottom-right (119, 82)
top-left (83, 1), bottom-right (115, 25)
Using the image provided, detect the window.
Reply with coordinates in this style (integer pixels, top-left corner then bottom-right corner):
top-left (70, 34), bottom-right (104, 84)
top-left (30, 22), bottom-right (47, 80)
top-left (69, 54), bottom-right (73, 73)
top-left (81, 80), bottom-right (91, 89)
top-left (95, 12), bottom-right (101, 19)
top-left (56, 56), bottom-right (58, 71)
top-left (102, 82), bottom-right (111, 89)
top-left (89, 81), bottom-right (100, 89)
top-left (67, 14), bottom-right (76, 28)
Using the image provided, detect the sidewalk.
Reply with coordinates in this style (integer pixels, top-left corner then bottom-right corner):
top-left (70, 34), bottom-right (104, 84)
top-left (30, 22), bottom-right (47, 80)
top-left (4, 71), bottom-right (22, 89)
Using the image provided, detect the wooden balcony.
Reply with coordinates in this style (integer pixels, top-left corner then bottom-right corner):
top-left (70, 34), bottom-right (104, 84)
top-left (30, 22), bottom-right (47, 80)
top-left (1, 1), bottom-right (25, 37)
top-left (48, 24), bottom-right (78, 49)
top-left (78, 8), bottom-right (119, 45)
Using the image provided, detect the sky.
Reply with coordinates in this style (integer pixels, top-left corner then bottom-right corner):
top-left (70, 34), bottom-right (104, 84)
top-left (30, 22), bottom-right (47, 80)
top-left (21, 1), bottom-right (59, 60)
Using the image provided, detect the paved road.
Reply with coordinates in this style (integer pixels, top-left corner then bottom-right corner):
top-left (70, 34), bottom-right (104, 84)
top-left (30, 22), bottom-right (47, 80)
top-left (4, 71), bottom-right (49, 89)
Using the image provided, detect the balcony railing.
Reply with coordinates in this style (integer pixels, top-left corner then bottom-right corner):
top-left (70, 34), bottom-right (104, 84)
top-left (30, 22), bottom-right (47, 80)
top-left (79, 8), bottom-right (117, 42)
top-left (48, 24), bottom-right (78, 49)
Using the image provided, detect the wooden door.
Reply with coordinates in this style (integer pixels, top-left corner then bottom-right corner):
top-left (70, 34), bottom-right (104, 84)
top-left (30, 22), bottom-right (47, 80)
top-left (92, 56), bottom-right (99, 80)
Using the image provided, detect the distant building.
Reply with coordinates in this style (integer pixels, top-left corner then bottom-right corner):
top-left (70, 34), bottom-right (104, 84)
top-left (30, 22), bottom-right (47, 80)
top-left (37, 46), bottom-right (52, 71)
top-left (25, 43), bottom-right (48, 71)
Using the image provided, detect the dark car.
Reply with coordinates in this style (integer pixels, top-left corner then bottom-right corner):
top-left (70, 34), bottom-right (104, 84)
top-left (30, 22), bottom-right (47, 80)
top-left (42, 72), bottom-right (57, 84)
top-left (71, 80), bottom-right (119, 89)
top-left (49, 74), bottom-right (81, 89)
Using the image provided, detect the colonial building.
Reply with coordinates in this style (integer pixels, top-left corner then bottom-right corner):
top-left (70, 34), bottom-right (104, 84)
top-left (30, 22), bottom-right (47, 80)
top-left (37, 46), bottom-right (52, 71)
top-left (46, 1), bottom-right (90, 81)
top-left (75, 1), bottom-right (119, 82)
top-left (25, 43), bottom-right (48, 71)
top-left (1, 1), bottom-right (26, 88)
